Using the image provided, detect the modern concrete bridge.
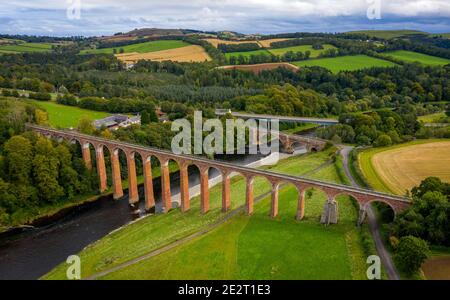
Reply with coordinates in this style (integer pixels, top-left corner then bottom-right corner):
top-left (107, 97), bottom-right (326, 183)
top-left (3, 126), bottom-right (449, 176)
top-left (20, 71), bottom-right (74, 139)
top-left (27, 124), bottom-right (411, 225)
top-left (215, 110), bottom-right (339, 126)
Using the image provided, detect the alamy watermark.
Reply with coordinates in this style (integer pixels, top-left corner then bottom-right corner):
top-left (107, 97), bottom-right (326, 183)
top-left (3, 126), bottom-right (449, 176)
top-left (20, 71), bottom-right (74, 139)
top-left (366, 255), bottom-right (381, 279)
top-left (67, 0), bottom-right (81, 20)
top-left (171, 111), bottom-right (280, 162)
top-left (367, 0), bottom-right (381, 20)
top-left (66, 255), bottom-right (81, 279)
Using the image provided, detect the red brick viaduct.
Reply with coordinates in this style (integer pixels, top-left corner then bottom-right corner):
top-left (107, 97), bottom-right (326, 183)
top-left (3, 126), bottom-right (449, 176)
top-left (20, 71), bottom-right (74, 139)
top-left (26, 124), bottom-right (411, 225)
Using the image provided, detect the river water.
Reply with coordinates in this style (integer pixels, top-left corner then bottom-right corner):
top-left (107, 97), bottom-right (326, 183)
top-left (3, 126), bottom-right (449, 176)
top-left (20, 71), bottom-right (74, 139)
top-left (0, 150), bottom-right (287, 279)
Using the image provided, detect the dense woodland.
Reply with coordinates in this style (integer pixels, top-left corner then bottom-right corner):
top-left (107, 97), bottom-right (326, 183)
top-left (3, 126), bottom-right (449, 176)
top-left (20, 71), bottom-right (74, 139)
top-left (0, 98), bottom-right (97, 225)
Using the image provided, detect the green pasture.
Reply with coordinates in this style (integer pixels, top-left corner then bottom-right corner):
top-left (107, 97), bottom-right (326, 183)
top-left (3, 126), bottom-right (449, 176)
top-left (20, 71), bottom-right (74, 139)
top-left (384, 50), bottom-right (450, 66)
top-left (268, 44), bottom-right (337, 57)
top-left (28, 100), bottom-right (110, 128)
top-left (293, 55), bottom-right (397, 73)
top-left (80, 40), bottom-right (189, 55)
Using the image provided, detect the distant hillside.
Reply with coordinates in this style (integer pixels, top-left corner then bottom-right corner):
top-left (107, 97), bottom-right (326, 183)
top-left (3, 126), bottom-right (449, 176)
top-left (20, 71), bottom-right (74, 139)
top-left (98, 28), bottom-right (216, 43)
top-left (126, 28), bottom-right (185, 37)
top-left (346, 30), bottom-right (428, 39)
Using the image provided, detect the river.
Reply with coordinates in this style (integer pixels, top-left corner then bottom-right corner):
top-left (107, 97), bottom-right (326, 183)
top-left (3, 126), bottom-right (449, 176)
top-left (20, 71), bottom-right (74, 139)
top-left (0, 148), bottom-right (305, 280)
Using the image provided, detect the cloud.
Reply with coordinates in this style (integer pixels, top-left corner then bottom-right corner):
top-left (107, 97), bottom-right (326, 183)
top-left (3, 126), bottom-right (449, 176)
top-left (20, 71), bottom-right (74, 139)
top-left (0, 0), bottom-right (449, 36)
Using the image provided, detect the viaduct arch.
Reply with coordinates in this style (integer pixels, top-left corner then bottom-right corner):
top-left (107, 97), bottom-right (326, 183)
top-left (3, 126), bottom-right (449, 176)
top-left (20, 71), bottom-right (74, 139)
top-left (27, 124), bottom-right (411, 225)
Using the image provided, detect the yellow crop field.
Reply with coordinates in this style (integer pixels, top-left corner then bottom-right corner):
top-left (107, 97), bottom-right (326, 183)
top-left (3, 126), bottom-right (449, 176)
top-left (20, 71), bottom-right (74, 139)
top-left (204, 38), bottom-right (258, 48)
top-left (204, 38), bottom-right (291, 48)
top-left (115, 45), bottom-right (211, 64)
top-left (369, 141), bottom-right (450, 195)
top-left (257, 38), bottom-right (291, 48)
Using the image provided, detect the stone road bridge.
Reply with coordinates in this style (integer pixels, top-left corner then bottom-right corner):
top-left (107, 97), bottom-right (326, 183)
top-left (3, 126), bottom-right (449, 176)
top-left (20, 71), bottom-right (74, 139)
top-left (27, 124), bottom-right (411, 225)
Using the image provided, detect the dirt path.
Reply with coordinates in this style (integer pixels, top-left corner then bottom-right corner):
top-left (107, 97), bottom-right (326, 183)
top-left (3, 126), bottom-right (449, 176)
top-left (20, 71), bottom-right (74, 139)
top-left (340, 145), bottom-right (400, 280)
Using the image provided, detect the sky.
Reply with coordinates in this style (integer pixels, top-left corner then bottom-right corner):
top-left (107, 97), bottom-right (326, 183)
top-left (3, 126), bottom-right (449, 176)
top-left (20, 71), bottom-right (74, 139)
top-left (0, 0), bottom-right (449, 36)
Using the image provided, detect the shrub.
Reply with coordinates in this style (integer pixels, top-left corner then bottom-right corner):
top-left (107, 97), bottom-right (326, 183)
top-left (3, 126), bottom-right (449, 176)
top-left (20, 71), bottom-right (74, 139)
top-left (374, 134), bottom-right (392, 147)
top-left (323, 141), bottom-right (334, 150)
top-left (389, 236), bottom-right (399, 250)
top-left (30, 92), bottom-right (51, 101)
top-left (394, 236), bottom-right (430, 275)
top-left (360, 229), bottom-right (373, 256)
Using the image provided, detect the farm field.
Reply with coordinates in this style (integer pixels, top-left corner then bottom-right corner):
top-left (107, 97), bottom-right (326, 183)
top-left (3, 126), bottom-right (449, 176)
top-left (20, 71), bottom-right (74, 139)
top-left (43, 148), bottom-right (378, 279)
top-left (358, 140), bottom-right (450, 195)
top-left (292, 55), bottom-right (396, 73)
top-left (115, 45), bottom-right (211, 64)
top-left (80, 40), bottom-right (189, 55)
top-left (0, 42), bottom-right (53, 54)
top-left (224, 49), bottom-right (272, 60)
top-left (257, 38), bottom-right (292, 48)
top-left (28, 100), bottom-right (110, 128)
top-left (422, 256), bottom-right (450, 280)
top-left (422, 248), bottom-right (450, 280)
top-left (217, 63), bottom-right (299, 74)
top-left (204, 38), bottom-right (260, 48)
top-left (384, 50), bottom-right (450, 66)
top-left (268, 44), bottom-right (337, 57)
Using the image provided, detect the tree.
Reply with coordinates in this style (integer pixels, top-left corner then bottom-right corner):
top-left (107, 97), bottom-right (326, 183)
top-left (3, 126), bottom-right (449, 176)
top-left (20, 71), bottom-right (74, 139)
top-left (411, 177), bottom-right (450, 199)
top-left (77, 117), bottom-right (95, 134)
top-left (394, 236), bottom-right (430, 275)
top-left (32, 137), bottom-right (64, 203)
top-left (4, 135), bottom-right (33, 184)
top-left (393, 177), bottom-right (450, 245)
top-left (141, 110), bottom-right (151, 125)
top-left (35, 109), bottom-right (49, 125)
top-left (374, 134), bottom-right (392, 147)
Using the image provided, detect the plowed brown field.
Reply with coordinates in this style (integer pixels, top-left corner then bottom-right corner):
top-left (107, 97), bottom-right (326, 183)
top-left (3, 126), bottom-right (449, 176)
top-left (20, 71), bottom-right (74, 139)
top-left (217, 62), bottom-right (299, 74)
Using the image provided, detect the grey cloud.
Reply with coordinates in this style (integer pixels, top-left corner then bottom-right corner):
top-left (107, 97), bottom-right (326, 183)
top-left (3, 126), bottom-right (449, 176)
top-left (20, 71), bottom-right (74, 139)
top-left (0, 0), bottom-right (449, 36)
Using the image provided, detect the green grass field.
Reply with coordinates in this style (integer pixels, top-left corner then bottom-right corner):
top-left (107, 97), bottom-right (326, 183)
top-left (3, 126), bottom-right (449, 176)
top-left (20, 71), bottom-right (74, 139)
top-left (0, 42), bottom-right (53, 54)
top-left (29, 100), bottom-right (110, 128)
top-left (292, 55), bottom-right (396, 73)
top-left (268, 44), bottom-right (337, 58)
top-left (224, 49), bottom-right (272, 60)
top-left (384, 50), bottom-right (450, 66)
top-left (80, 40), bottom-right (189, 55)
top-left (43, 148), bottom-right (379, 280)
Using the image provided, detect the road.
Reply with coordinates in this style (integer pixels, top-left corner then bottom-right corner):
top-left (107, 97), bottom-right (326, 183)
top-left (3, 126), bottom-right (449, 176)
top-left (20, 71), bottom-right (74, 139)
top-left (340, 145), bottom-right (400, 280)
